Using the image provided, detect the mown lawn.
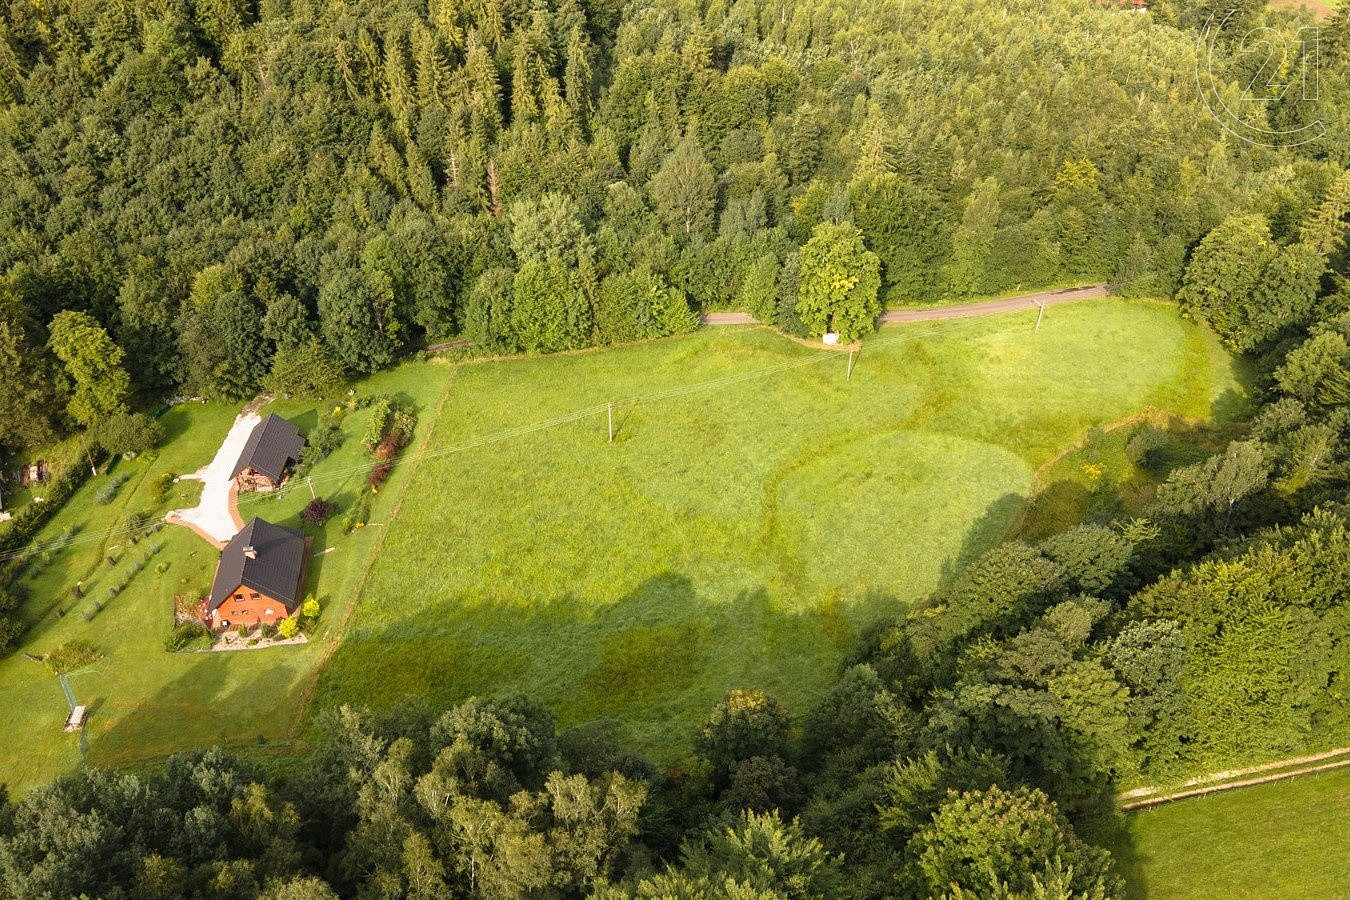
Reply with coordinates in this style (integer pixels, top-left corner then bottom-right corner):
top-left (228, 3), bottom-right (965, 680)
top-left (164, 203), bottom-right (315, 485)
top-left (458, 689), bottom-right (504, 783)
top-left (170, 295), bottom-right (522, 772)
top-left (0, 362), bottom-right (449, 796)
top-left (1113, 768), bottom-right (1350, 898)
top-left (311, 299), bottom-right (1247, 762)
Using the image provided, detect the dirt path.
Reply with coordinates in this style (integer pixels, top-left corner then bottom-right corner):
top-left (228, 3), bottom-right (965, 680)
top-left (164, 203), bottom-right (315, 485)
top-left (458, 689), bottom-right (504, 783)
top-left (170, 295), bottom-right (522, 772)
top-left (698, 283), bottom-right (1109, 326)
top-left (879, 283), bottom-right (1108, 323)
top-left (1119, 747), bottom-right (1350, 810)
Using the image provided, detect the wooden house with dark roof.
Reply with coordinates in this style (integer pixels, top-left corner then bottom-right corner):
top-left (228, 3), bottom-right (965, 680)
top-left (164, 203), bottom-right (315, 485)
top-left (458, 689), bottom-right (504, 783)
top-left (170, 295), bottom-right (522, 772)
top-left (207, 518), bottom-right (309, 628)
top-left (231, 413), bottom-right (304, 492)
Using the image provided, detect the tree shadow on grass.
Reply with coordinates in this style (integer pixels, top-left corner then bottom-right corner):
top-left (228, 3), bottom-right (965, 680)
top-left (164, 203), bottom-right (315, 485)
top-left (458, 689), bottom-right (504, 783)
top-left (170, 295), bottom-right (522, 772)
top-left (92, 636), bottom-right (312, 775)
top-left (937, 491), bottom-right (1026, 589)
top-left (288, 407), bottom-right (319, 437)
top-left (306, 572), bottom-right (855, 764)
top-left (157, 406), bottom-right (202, 448)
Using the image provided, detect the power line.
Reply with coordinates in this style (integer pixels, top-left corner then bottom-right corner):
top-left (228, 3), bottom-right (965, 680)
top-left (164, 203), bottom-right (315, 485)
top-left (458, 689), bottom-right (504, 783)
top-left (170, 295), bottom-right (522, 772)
top-left (0, 310), bottom-right (1021, 564)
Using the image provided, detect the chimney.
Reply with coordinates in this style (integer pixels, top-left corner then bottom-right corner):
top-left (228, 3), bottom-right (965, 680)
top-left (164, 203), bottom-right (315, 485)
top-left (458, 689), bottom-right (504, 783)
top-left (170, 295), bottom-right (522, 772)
top-left (243, 545), bottom-right (257, 560)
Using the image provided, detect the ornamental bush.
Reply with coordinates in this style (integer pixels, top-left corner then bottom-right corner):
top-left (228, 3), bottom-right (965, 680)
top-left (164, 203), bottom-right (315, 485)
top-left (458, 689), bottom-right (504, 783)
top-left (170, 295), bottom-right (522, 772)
top-left (164, 621), bottom-right (211, 652)
top-left (301, 498), bottom-right (333, 525)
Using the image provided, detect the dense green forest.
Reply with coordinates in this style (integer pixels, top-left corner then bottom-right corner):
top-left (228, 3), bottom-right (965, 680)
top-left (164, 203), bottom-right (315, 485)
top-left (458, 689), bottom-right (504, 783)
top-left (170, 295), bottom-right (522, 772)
top-left (1, 0), bottom-right (1346, 435)
top-left (1, 0), bottom-right (1350, 894)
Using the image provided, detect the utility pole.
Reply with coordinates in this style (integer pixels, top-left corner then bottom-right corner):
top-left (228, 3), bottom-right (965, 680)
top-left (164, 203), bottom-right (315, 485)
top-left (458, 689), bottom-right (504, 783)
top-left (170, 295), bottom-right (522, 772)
top-left (307, 477), bottom-right (316, 500)
top-left (1034, 299), bottom-right (1046, 333)
top-left (607, 403), bottom-right (614, 444)
top-left (847, 348), bottom-right (857, 381)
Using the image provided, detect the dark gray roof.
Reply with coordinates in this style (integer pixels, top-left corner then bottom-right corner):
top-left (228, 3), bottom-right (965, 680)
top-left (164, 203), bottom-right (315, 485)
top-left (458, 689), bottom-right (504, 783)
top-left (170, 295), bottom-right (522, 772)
top-left (230, 414), bottom-right (304, 483)
top-left (208, 518), bottom-right (307, 613)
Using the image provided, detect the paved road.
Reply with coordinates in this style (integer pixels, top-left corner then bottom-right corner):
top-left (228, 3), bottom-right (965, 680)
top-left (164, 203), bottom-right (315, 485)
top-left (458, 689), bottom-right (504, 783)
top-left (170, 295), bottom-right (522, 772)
top-left (697, 283), bottom-right (1109, 327)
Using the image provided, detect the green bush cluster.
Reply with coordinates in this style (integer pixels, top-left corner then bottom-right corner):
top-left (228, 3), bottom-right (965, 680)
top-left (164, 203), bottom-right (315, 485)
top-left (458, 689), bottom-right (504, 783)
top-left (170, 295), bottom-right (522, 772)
top-left (0, 463), bottom-right (93, 563)
top-left (342, 494), bottom-right (372, 534)
top-left (93, 473), bottom-right (129, 506)
top-left (164, 621), bottom-right (212, 653)
top-left (362, 398), bottom-right (393, 455)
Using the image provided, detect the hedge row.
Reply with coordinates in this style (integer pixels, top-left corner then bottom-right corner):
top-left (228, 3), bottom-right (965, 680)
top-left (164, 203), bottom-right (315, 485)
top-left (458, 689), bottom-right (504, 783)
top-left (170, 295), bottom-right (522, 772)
top-left (0, 459), bottom-right (97, 573)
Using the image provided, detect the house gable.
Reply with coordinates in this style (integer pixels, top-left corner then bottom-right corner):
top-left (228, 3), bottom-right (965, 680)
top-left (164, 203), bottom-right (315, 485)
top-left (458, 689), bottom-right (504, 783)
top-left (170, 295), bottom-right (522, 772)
top-left (208, 518), bottom-right (308, 618)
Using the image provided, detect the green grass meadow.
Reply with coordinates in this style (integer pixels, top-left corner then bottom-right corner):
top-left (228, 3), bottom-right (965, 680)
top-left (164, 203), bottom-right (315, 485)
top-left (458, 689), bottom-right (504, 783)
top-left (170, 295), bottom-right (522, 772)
top-left (1114, 768), bottom-right (1350, 898)
top-left (0, 299), bottom-right (1245, 792)
top-left (310, 299), bottom-right (1246, 761)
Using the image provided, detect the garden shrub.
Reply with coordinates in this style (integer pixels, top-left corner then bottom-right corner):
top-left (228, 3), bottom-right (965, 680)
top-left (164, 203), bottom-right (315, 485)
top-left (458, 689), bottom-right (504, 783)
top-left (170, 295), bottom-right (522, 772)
top-left (367, 461), bottom-right (393, 488)
top-left (278, 617), bottom-right (300, 639)
top-left (94, 473), bottom-right (129, 506)
top-left (363, 397), bottom-right (393, 454)
top-left (150, 472), bottom-right (175, 506)
top-left (342, 494), bottom-right (372, 533)
top-left (1126, 426), bottom-right (1171, 474)
top-left (44, 640), bottom-right (102, 674)
top-left (302, 498), bottom-right (334, 525)
top-left (303, 421), bottom-right (343, 465)
top-left (164, 621), bottom-right (211, 652)
top-left (261, 623), bottom-right (278, 639)
top-left (389, 409), bottom-right (416, 445)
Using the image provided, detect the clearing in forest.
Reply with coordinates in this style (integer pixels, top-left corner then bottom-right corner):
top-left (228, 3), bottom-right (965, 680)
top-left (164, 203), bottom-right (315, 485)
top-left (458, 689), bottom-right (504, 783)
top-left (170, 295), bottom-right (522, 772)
top-left (312, 299), bottom-right (1246, 759)
top-left (0, 299), bottom-right (1246, 792)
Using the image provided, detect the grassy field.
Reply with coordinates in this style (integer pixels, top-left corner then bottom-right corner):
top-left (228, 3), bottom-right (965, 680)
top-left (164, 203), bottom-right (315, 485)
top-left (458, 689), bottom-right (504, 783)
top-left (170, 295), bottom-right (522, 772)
top-left (310, 299), bottom-right (1246, 761)
top-left (0, 298), bottom-right (1245, 793)
top-left (1113, 768), bottom-right (1350, 898)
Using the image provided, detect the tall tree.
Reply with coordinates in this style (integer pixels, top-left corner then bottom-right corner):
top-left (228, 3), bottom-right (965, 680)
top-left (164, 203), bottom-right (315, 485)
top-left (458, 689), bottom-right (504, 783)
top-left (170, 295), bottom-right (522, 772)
top-left (0, 302), bottom-right (58, 454)
top-left (647, 137), bottom-right (717, 240)
top-left (795, 222), bottom-right (882, 341)
top-left (47, 311), bottom-right (132, 428)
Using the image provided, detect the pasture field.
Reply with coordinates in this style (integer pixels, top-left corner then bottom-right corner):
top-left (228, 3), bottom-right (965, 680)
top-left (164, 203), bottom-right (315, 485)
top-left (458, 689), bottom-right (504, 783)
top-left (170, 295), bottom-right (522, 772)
top-left (0, 299), bottom-right (1245, 792)
top-left (1114, 767), bottom-right (1350, 898)
top-left (310, 299), bottom-right (1245, 760)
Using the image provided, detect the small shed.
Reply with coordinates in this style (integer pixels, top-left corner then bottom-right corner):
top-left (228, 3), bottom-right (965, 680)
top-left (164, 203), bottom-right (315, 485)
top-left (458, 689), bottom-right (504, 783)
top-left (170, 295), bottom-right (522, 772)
top-left (64, 705), bottom-right (87, 732)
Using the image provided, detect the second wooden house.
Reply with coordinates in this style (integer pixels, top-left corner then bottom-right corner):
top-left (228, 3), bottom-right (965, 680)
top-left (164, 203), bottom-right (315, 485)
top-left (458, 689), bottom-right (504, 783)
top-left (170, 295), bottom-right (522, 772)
top-left (231, 413), bottom-right (304, 492)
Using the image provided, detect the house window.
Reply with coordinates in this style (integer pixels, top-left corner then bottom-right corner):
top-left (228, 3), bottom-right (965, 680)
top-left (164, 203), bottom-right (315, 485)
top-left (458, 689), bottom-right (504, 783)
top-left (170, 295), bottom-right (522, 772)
top-left (249, 592), bottom-right (260, 601)
top-left (234, 593), bottom-right (243, 601)
top-left (265, 608), bottom-right (274, 616)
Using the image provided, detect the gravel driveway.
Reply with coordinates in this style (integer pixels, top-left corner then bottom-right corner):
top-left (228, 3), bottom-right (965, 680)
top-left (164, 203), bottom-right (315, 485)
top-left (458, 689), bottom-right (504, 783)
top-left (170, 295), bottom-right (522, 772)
top-left (697, 283), bottom-right (1109, 327)
top-left (168, 403), bottom-right (263, 545)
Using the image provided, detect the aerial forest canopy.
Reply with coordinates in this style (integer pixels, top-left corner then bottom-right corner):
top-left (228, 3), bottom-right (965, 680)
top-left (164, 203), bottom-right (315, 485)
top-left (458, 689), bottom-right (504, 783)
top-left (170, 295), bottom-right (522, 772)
top-left (1, 0), bottom-right (1348, 456)
top-left (1, 0), bottom-right (1350, 894)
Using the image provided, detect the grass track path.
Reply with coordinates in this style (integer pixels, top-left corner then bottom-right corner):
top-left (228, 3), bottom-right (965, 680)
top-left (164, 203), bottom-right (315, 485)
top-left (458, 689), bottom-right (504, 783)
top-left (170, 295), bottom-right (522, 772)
top-left (1119, 747), bottom-right (1350, 810)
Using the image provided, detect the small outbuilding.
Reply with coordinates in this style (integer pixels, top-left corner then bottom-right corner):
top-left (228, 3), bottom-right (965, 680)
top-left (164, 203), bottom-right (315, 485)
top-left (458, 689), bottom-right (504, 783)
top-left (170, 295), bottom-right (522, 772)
top-left (207, 517), bottom-right (309, 628)
top-left (231, 413), bottom-right (304, 492)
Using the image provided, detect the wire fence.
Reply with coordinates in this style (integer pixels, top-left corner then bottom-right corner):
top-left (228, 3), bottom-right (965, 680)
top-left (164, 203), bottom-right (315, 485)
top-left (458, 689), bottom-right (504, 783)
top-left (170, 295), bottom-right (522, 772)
top-left (0, 309), bottom-right (1027, 565)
